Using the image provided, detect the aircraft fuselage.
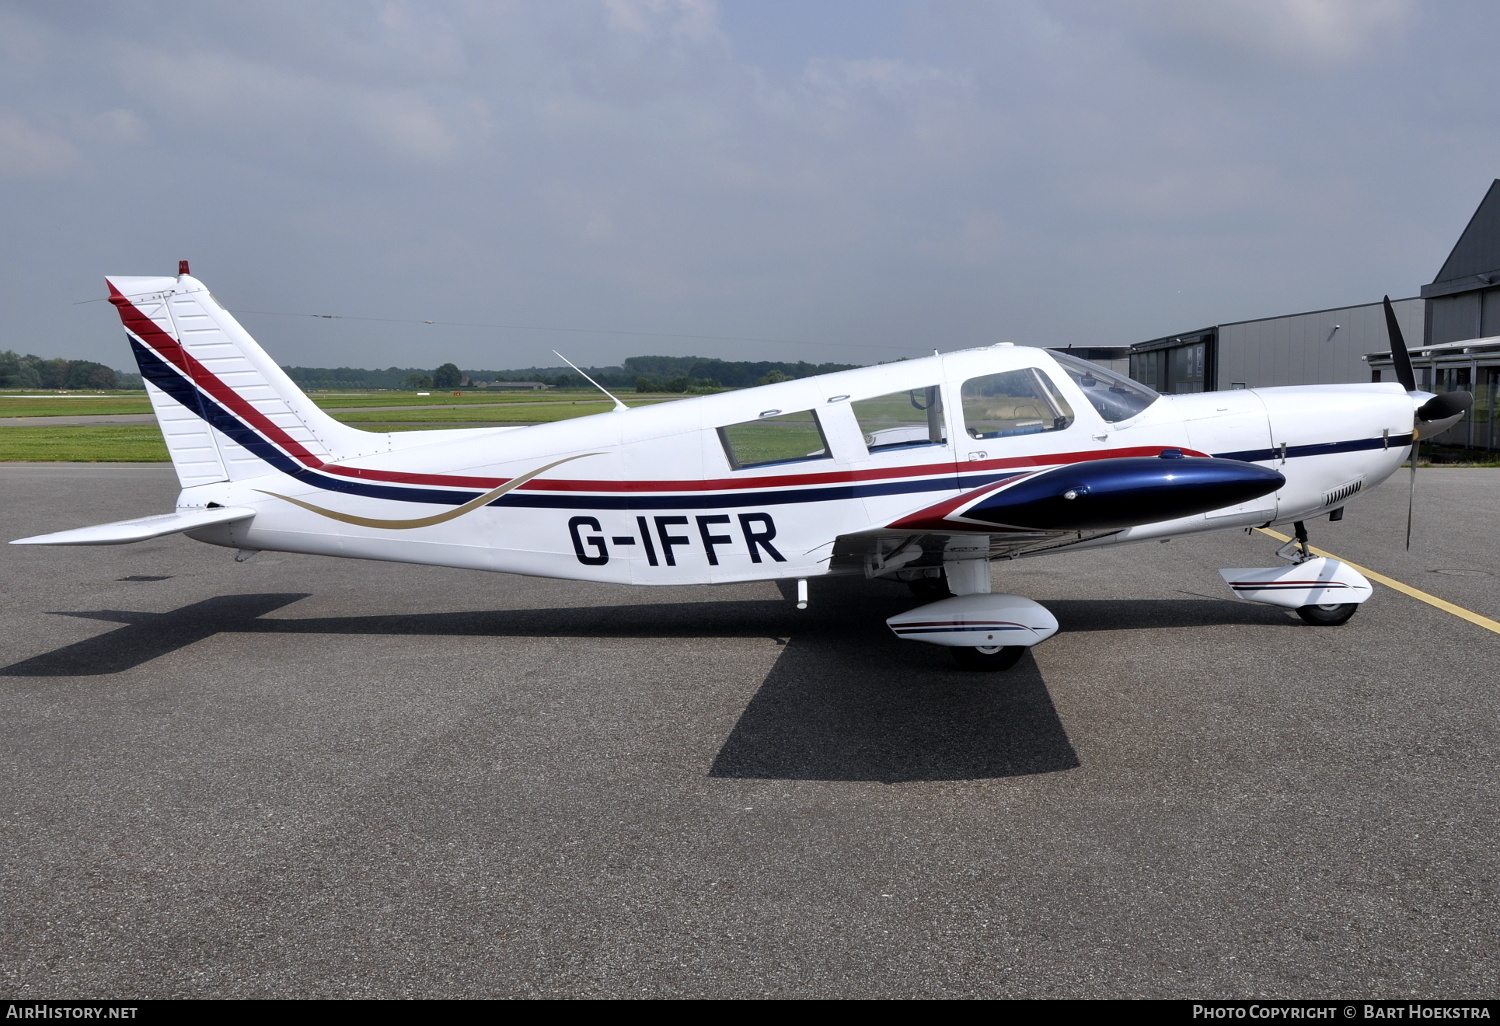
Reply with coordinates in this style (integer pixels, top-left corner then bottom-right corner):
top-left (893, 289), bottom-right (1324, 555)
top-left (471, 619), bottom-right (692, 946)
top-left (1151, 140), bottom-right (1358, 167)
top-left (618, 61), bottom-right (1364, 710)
top-left (176, 345), bottom-right (1414, 585)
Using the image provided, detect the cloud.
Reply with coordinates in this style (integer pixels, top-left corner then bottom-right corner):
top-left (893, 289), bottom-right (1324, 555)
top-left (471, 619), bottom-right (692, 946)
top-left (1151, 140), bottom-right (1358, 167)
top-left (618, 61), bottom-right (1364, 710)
top-left (0, 110), bottom-right (78, 178)
top-left (799, 56), bottom-right (971, 108)
top-left (83, 108), bottom-right (149, 146)
top-left (1148, 0), bottom-right (1416, 64)
top-left (0, 0), bottom-right (1496, 373)
top-left (99, 43), bottom-right (471, 170)
top-left (603, 0), bottom-right (720, 43)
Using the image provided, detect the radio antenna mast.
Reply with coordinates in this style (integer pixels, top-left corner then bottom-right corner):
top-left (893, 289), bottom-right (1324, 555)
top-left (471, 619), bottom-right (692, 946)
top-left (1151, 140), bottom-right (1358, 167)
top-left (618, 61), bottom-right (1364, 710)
top-left (552, 351), bottom-right (628, 412)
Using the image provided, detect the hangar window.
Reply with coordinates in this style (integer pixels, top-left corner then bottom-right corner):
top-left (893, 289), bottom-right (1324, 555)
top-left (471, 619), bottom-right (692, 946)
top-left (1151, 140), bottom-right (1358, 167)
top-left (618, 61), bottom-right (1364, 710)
top-left (851, 386), bottom-right (946, 453)
top-left (718, 410), bottom-right (831, 471)
top-left (961, 369), bottom-right (1074, 439)
top-left (1047, 350), bottom-right (1160, 423)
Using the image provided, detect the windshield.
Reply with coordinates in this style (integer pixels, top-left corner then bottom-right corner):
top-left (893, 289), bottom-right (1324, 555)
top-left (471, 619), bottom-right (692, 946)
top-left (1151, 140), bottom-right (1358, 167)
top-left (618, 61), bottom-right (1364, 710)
top-left (1046, 350), bottom-right (1160, 423)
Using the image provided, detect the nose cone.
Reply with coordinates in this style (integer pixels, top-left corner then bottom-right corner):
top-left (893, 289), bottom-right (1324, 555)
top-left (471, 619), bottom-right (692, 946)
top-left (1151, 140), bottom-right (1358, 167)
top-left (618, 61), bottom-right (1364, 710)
top-left (1415, 390), bottom-right (1472, 438)
top-left (968, 456), bottom-right (1284, 531)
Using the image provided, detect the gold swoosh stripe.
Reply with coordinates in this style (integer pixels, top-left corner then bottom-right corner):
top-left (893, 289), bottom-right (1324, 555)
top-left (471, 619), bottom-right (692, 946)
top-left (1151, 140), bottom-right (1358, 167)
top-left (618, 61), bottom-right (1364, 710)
top-left (256, 453), bottom-right (596, 529)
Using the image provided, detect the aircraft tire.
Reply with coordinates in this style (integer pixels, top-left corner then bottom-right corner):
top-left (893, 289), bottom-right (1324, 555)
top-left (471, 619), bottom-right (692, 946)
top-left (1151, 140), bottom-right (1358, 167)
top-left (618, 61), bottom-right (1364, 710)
top-left (1295, 602), bottom-right (1359, 626)
top-left (951, 645), bottom-right (1027, 671)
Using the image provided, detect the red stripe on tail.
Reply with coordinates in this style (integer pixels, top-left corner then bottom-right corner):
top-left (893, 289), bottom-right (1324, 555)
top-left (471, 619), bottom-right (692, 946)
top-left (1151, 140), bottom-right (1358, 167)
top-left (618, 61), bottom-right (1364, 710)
top-left (109, 282), bottom-right (325, 470)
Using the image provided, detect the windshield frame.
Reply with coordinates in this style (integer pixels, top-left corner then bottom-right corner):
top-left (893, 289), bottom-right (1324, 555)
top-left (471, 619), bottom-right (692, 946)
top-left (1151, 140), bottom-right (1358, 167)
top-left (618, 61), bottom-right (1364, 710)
top-left (1044, 350), bottom-right (1161, 425)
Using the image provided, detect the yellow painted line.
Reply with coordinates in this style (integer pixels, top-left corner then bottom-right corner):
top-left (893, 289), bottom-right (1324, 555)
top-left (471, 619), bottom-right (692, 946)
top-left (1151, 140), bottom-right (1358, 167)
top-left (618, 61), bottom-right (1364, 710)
top-left (1256, 528), bottom-right (1500, 635)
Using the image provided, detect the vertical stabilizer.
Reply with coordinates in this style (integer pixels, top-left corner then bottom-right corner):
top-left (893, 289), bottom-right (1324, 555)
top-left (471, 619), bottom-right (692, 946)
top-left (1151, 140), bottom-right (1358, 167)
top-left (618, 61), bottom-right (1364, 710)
top-left (108, 272), bottom-right (375, 486)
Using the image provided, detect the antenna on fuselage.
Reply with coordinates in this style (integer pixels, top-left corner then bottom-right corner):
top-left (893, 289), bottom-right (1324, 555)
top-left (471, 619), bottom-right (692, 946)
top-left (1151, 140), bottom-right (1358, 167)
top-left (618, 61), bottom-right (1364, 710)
top-left (552, 350), bottom-right (628, 412)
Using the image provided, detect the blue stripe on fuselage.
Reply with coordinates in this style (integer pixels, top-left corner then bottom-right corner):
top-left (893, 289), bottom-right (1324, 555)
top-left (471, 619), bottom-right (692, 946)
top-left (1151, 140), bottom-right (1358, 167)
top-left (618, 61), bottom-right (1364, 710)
top-left (1215, 435), bottom-right (1413, 463)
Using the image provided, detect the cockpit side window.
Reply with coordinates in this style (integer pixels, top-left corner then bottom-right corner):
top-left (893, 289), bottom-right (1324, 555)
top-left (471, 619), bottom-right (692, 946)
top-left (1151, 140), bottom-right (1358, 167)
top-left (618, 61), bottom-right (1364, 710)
top-left (960, 369), bottom-right (1074, 440)
top-left (1046, 350), bottom-right (1161, 423)
top-left (850, 386), bottom-right (946, 453)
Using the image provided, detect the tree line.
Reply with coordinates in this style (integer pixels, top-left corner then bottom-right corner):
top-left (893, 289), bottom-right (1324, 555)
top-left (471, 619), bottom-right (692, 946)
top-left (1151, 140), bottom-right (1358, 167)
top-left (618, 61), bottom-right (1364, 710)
top-left (281, 355), bottom-right (859, 392)
top-left (0, 351), bottom-right (861, 393)
top-left (0, 351), bottom-right (136, 390)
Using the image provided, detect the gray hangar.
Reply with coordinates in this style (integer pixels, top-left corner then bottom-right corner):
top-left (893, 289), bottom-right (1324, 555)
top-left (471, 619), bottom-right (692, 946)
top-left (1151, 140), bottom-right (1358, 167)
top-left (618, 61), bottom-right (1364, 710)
top-left (1126, 179), bottom-right (1500, 451)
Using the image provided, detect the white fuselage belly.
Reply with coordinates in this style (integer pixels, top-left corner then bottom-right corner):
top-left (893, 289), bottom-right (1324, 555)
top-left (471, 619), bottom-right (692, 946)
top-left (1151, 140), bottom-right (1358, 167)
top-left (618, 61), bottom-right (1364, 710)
top-left (179, 347), bottom-right (1415, 586)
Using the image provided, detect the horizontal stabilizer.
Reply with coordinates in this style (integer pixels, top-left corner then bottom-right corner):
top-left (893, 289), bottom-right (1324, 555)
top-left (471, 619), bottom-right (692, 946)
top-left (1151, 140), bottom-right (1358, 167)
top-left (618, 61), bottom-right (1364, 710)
top-left (11, 506), bottom-right (255, 546)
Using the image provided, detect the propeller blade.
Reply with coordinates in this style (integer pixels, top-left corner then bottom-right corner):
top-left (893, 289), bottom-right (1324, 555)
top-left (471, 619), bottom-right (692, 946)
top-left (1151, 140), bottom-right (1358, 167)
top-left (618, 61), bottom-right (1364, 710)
top-left (1406, 439), bottom-right (1417, 551)
top-left (1383, 295), bottom-right (1417, 393)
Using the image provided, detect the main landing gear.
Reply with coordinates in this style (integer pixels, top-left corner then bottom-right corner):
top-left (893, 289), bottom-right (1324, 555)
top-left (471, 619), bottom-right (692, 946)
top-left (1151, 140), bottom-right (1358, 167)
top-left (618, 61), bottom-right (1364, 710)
top-left (886, 562), bottom-right (1059, 672)
top-left (950, 644), bottom-right (1027, 671)
top-left (904, 567), bottom-right (953, 600)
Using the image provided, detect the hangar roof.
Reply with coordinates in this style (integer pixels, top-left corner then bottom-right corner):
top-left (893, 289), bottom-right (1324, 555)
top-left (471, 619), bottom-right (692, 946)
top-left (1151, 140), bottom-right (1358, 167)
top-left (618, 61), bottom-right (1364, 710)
top-left (1365, 334), bottom-right (1500, 365)
top-left (1423, 179), bottom-right (1500, 299)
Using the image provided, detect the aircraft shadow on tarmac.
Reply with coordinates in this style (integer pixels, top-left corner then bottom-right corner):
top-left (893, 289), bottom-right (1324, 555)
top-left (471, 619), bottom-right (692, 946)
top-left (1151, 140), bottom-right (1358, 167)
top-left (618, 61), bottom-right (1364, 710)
top-left (1, 584), bottom-right (1293, 782)
top-left (706, 583), bottom-right (1291, 782)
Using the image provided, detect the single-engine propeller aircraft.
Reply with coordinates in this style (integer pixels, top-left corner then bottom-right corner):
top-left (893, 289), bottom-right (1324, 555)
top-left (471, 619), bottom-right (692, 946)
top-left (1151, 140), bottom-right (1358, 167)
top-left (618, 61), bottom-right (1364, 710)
top-left (13, 267), bottom-right (1473, 669)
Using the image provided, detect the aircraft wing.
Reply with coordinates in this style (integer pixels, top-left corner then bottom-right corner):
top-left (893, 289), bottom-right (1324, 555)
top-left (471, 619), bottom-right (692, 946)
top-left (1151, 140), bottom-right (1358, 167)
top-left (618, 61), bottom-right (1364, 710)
top-left (825, 526), bottom-right (1106, 576)
top-left (11, 506), bottom-right (256, 546)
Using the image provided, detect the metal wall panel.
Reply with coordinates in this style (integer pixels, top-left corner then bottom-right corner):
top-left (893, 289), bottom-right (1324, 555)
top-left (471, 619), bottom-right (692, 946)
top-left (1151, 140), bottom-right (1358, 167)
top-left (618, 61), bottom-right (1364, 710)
top-left (1213, 298), bottom-right (1423, 389)
top-left (1482, 287), bottom-right (1500, 337)
top-left (1430, 293), bottom-right (1482, 345)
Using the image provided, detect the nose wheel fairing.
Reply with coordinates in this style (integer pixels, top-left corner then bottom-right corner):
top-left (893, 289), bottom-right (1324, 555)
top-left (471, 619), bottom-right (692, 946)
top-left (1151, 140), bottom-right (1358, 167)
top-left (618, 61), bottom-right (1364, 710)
top-left (1217, 557), bottom-right (1372, 610)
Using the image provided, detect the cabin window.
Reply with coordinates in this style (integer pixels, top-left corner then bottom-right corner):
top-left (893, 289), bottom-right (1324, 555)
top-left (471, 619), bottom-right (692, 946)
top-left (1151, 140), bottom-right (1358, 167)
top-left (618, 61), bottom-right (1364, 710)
top-left (960, 369), bottom-right (1074, 440)
top-left (718, 410), bottom-right (832, 470)
top-left (850, 386), bottom-right (946, 453)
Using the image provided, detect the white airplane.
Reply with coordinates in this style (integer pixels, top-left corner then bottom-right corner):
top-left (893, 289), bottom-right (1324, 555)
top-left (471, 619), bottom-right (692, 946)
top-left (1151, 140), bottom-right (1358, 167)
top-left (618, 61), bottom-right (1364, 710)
top-left (12, 268), bottom-right (1473, 669)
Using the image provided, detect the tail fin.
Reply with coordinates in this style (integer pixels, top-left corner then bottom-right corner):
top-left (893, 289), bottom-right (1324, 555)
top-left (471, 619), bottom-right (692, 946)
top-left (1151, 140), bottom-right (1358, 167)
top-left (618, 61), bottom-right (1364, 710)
top-left (108, 272), bottom-right (374, 487)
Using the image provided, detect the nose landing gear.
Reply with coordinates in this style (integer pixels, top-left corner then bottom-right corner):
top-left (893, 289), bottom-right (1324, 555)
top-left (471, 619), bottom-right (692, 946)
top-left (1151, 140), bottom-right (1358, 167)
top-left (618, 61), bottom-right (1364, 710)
top-left (1295, 601), bottom-right (1359, 626)
top-left (1284, 521), bottom-right (1360, 626)
top-left (1218, 520), bottom-right (1373, 624)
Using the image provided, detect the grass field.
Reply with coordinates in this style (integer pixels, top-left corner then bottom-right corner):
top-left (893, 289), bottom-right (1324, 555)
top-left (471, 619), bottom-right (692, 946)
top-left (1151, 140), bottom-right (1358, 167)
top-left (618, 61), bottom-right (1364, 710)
top-left (333, 400), bottom-right (642, 423)
top-left (0, 389), bottom-right (666, 418)
top-left (0, 393), bottom-right (683, 461)
top-left (308, 390), bottom-right (616, 409)
top-left (0, 426), bottom-right (171, 461)
top-left (0, 394), bottom-right (154, 417)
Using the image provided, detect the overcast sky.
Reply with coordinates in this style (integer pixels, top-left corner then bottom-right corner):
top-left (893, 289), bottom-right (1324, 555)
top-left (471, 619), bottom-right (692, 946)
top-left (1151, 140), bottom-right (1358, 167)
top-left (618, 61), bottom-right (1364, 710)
top-left (3, 0), bottom-right (1498, 373)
